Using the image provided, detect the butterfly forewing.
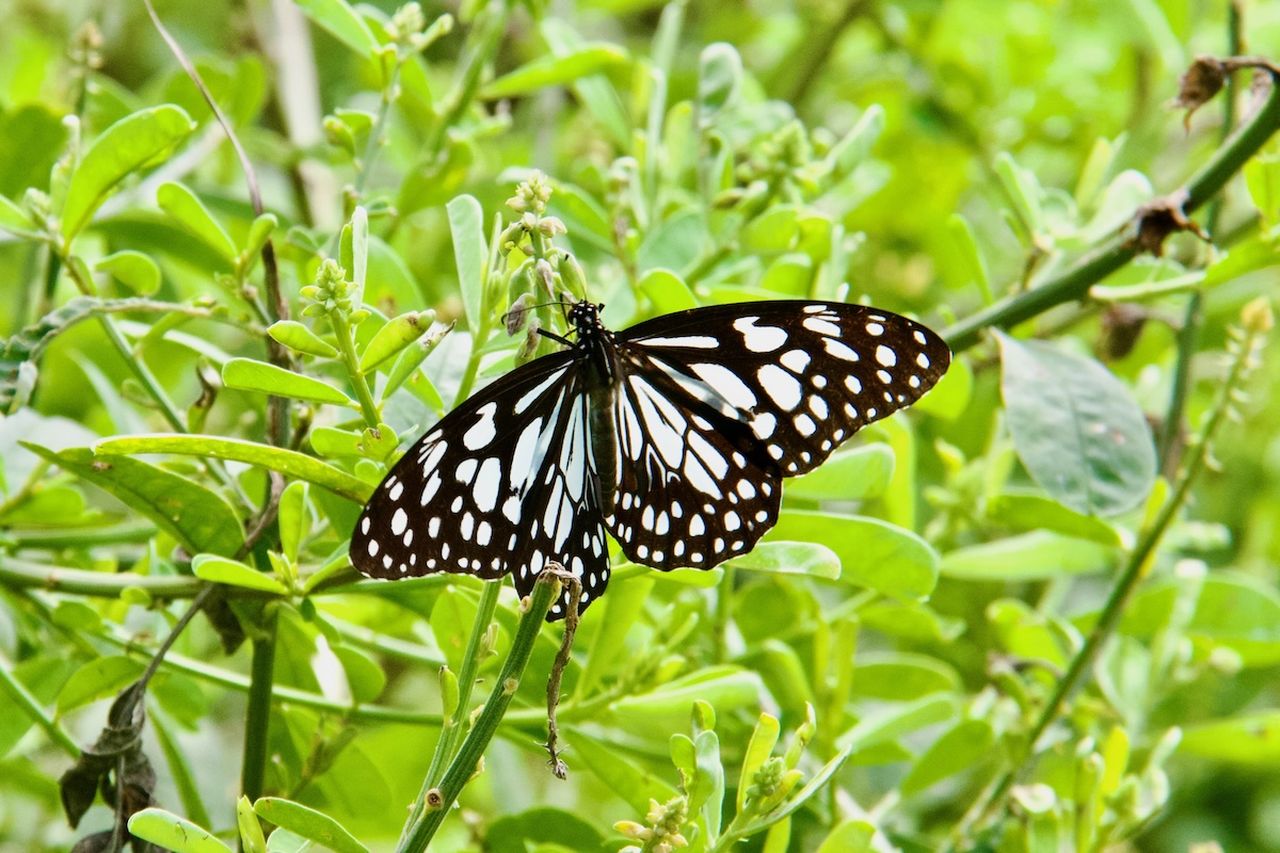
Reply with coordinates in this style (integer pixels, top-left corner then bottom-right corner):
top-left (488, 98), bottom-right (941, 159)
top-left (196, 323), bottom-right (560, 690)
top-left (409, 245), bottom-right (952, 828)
top-left (601, 301), bottom-right (950, 567)
top-left (348, 350), bottom-right (611, 618)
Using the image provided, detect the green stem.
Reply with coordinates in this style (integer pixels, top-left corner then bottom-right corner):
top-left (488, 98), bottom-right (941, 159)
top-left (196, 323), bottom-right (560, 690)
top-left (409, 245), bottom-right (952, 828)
top-left (0, 651), bottom-right (80, 758)
top-left (240, 607), bottom-right (279, 804)
top-left (332, 312), bottom-right (381, 428)
top-left (5, 520), bottom-right (157, 549)
top-left (406, 580), bottom-right (502, 837)
top-left (941, 71), bottom-right (1280, 354)
top-left (423, 2), bottom-right (506, 159)
top-left (952, 311), bottom-right (1267, 845)
top-left (398, 571), bottom-right (559, 852)
top-left (452, 311), bottom-right (491, 406)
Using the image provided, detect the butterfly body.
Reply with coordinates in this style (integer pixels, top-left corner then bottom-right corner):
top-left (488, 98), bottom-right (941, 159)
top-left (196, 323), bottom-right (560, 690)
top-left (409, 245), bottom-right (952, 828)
top-left (350, 299), bottom-right (950, 619)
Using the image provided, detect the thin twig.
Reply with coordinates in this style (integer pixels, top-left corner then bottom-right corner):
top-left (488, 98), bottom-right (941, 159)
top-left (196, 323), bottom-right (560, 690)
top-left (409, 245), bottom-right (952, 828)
top-left (545, 567), bottom-right (581, 779)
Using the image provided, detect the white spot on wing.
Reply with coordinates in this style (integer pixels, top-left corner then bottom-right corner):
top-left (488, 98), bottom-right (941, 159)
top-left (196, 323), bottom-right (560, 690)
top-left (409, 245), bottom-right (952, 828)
top-left (734, 316), bottom-right (787, 352)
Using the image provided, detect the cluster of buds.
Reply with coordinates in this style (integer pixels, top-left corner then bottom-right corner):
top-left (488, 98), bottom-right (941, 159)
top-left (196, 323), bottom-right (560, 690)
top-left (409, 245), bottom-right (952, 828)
top-left (387, 3), bottom-right (453, 55)
top-left (737, 120), bottom-right (811, 187)
top-left (615, 797), bottom-right (690, 853)
top-left (300, 259), bottom-right (367, 323)
top-left (499, 173), bottom-right (567, 253)
top-left (743, 755), bottom-right (803, 814)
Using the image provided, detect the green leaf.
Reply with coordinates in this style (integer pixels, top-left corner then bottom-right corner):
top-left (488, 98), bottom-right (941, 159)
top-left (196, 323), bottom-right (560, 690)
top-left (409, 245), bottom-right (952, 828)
top-left (1245, 154), bottom-right (1280, 228)
top-left (0, 193), bottom-right (39, 238)
top-left (697, 42), bottom-right (741, 119)
top-left (997, 331), bottom-right (1156, 516)
top-left (192, 554), bottom-right (289, 595)
top-left (358, 311), bottom-right (431, 372)
top-left (481, 43), bottom-right (629, 99)
top-left (156, 181), bottom-right (238, 264)
top-left (268, 320), bottom-right (338, 359)
top-left (787, 444), bottom-right (894, 502)
top-left (570, 729), bottom-right (679, 813)
top-left (539, 18), bottom-right (630, 148)
top-left (1181, 712), bottom-right (1280, 765)
top-left (901, 719), bottom-right (994, 795)
top-left (128, 808), bottom-right (233, 853)
top-left (278, 481), bottom-right (309, 564)
top-left (61, 105), bottom-right (196, 241)
top-left (56, 655), bottom-right (145, 713)
top-left (253, 797), bottom-right (369, 853)
top-left (738, 714), bottom-right (781, 811)
top-left (637, 268), bottom-right (697, 314)
top-left (851, 652), bottom-right (961, 700)
top-left (294, 0), bottom-right (379, 58)
top-left (767, 511), bottom-right (937, 599)
top-left (994, 152), bottom-right (1045, 240)
top-left (727, 541), bottom-right (840, 579)
top-left (1122, 572), bottom-right (1280, 667)
top-left (941, 531), bottom-right (1118, 581)
top-left (223, 357), bottom-right (356, 406)
top-left (237, 796), bottom-right (268, 853)
top-left (333, 645), bottom-right (386, 703)
top-left (637, 209), bottom-right (710, 273)
top-left (93, 434), bottom-right (371, 503)
top-left (447, 195), bottom-right (486, 331)
top-left (987, 492), bottom-right (1122, 546)
top-left (24, 443), bottom-right (245, 556)
top-left (486, 807), bottom-right (607, 853)
top-left (611, 666), bottom-right (761, 732)
top-left (825, 105), bottom-right (885, 179)
top-left (946, 213), bottom-right (992, 302)
top-left (95, 250), bottom-right (161, 295)
top-left (577, 575), bottom-right (653, 697)
top-left (840, 694), bottom-right (958, 751)
top-left (816, 820), bottom-right (876, 853)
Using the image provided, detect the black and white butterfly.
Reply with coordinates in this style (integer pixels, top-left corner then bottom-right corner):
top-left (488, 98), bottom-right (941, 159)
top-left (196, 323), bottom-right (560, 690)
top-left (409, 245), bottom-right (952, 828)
top-left (349, 299), bottom-right (950, 620)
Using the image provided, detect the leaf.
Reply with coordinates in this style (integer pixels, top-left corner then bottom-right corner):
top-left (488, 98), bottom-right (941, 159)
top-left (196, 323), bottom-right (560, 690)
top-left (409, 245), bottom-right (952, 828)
top-left (636, 209), bottom-right (711, 274)
top-left (0, 193), bottom-right (38, 238)
top-left (358, 311), bottom-right (430, 372)
top-left (278, 481), bottom-right (310, 564)
top-left (1181, 712), bottom-right (1280, 765)
top-left (738, 714), bottom-right (781, 811)
top-left (192, 554), bottom-right (289, 595)
top-left (900, 719), bottom-right (994, 795)
top-left (997, 332), bottom-right (1157, 516)
top-left (839, 694), bottom-right (958, 751)
top-left (987, 492), bottom-right (1122, 546)
top-left (486, 807), bottom-right (607, 853)
top-left (480, 43), bottom-right (629, 99)
top-left (95, 250), bottom-right (161, 295)
top-left (128, 808), bottom-right (233, 853)
top-left (237, 796), bottom-right (267, 853)
top-left (637, 268), bottom-right (697, 314)
top-left (268, 321), bottom-right (338, 359)
top-left (611, 667), bottom-right (762, 732)
top-left (767, 511), bottom-right (937, 599)
top-left (697, 42), bottom-right (741, 119)
top-left (222, 358), bottom-right (355, 406)
top-left (786, 444), bottom-right (894, 502)
top-left (61, 105), bottom-right (196, 241)
top-left (56, 655), bottom-right (145, 713)
top-left (577, 574), bottom-right (653, 697)
top-left (570, 729), bottom-right (679, 812)
top-left (24, 443), bottom-right (245, 556)
top-left (726, 541), bottom-right (840, 579)
top-left (850, 652), bottom-right (961, 700)
top-left (253, 798), bottom-right (369, 853)
top-left (332, 645), bottom-right (386, 703)
top-left (93, 434), bottom-right (370, 503)
top-left (816, 820), bottom-right (876, 853)
top-left (447, 195), bottom-right (486, 331)
top-left (825, 105), bottom-right (885, 179)
top-left (156, 181), bottom-right (238, 264)
top-left (294, 0), bottom-right (379, 58)
top-left (941, 531), bottom-right (1118, 581)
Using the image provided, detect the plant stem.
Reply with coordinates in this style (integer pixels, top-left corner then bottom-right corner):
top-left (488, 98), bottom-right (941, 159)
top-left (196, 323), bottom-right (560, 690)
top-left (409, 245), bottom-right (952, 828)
top-left (941, 70), bottom-right (1280, 354)
top-left (397, 570), bottom-right (560, 852)
top-left (0, 651), bottom-right (80, 758)
top-left (952, 307), bottom-right (1269, 845)
top-left (332, 312), bottom-right (381, 428)
top-left (240, 606), bottom-right (279, 803)
top-left (407, 579), bottom-right (502, 836)
top-left (423, 2), bottom-right (506, 159)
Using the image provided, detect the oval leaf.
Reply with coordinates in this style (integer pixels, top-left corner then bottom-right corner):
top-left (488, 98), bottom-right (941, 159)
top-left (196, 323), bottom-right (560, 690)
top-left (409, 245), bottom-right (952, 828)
top-left (156, 181), bottom-right (238, 264)
top-left (192, 554), bottom-right (289, 594)
top-left (268, 321), bottom-right (339, 359)
top-left (62, 105), bottom-right (196, 240)
top-left (787, 444), bottom-right (895, 502)
top-left (941, 531), bottom-right (1118, 581)
top-left (128, 808), bottom-right (232, 853)
top-left (358, 311), bottom-right (431, 372)
top-left (57, 655), bottom-right (145, 713)
top-left (223, 358), bottom-right (355, 406)
top-left (997, 332), bottom-right (1156, 516)
top-left (446, 195), bottom-right (486, 331)
top-left (253, 797), bottom-right (369, 853)
top-left (95, 250), bottom-right (160, 295)
top-left (480, 44), bottom-right (629, 99)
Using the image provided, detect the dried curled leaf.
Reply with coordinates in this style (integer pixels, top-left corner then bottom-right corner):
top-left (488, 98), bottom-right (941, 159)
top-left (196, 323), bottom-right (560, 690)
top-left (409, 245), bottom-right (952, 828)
top-left (1131, 189), bottom-right (1208, 256)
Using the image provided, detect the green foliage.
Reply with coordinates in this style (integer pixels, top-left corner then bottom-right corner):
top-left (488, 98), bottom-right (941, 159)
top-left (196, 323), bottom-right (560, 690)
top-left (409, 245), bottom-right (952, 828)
top-left (2, 2), bottom-right (1280, 853)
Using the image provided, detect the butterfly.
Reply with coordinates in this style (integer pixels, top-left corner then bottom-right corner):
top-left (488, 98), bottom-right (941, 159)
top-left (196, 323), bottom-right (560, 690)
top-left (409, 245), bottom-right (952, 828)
top-left (349, 299), bottom-right (950, 620)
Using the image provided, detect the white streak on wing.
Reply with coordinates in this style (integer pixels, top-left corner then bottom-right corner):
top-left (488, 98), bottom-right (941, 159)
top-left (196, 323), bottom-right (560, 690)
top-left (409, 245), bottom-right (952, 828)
top-left (630, 376), bottom-right (686, 467)
top-left (734, 316), bottom-right (787, 352)
top-left (473, 457), bottom-right (502, 512)
top-left (560, 398), bottom-right (587, 501)
top-left (514, 367), bottom-right (569, 414)
top-left (687, 431), bottom-right (729, 479)
top-left (690, 362), bottom-right (757, 410)
top-left (511, 417), bottom-right (543, 483)
top-left (640, 335), bottom-right (719, 348)
top-left (463, 402), bottom-right (498, 450)
top-left (803, 317), bottom-right (841, 336)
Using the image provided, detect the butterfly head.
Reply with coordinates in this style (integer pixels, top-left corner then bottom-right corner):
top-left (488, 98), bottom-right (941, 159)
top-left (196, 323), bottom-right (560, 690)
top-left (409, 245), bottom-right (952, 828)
top-left (567, 300), bottom-right (608, 342)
